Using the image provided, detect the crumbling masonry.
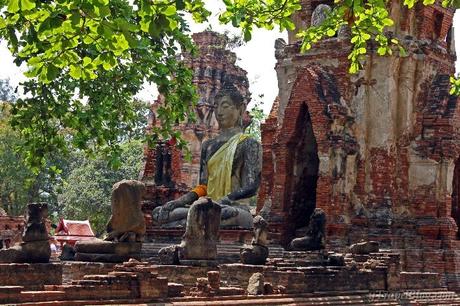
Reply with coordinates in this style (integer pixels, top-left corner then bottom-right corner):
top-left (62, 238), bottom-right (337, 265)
top-left (258, 0), bottom-right (460, 290)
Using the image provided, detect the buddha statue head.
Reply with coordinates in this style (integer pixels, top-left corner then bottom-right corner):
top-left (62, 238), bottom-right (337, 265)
top-left (214, 84), bottom-right (246, 130)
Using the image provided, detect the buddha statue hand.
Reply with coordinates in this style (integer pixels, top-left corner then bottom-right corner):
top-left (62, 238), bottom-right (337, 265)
top-left (157, 200), bottom-right (181, 223)
top-left (218, 196), bottom-right (240, 220)
top-left (157, 191), bottom-right (200, 223)
top-left (218, 195), bottom-right (233, 206)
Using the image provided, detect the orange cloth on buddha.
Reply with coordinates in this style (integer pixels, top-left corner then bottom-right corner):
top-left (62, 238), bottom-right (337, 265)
top-left (192, 184), bottom-right (208, 197)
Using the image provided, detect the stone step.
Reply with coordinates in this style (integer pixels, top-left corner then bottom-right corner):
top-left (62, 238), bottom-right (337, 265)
top-left (13, 290), bottom-right (459, 306)
top-left (166, 295), bottom-right (397, 305)
top-left (141, 242), bottom-right (284, 260)
top-left (18, 291), bottom-right (66, 302)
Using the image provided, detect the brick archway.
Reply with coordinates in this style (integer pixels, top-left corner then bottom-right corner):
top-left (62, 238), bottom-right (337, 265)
top-left (270, 65), bottom-right (338, 244)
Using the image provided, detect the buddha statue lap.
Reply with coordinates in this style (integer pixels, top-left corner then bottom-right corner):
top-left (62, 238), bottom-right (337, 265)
top-left (152, 84), bottom-right (261, 229)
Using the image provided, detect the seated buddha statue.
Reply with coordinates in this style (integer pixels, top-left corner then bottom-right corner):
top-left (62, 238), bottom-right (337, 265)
top-left (152, 84), bottom-right (261, 229)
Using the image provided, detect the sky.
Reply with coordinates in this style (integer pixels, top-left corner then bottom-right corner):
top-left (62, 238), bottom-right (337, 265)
top-left (0, 5), bottom-right (459, 114)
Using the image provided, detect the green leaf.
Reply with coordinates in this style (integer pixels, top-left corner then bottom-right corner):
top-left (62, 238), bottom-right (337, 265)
top-left (46, 64), bottom-right (59, 80)
top-left (70, 12), bottom-right (81, 27)
top-left (69, 65), bottom-right (82, 79)
top-left (163, 5), bottom-right (176, 16)
top-left (102, 58), bottom-right (115, 70)
top-left (326, 29), bottom-right (335, 37)
top-left (404, 0), bottom-right (416, 8)
top-left (7, 0), bottom-right (20, 13)
top-left (82, 57), bottom-right (92, 67)
top-left (168, 17), bottom-right (178, 30)
top-left (377, 46), bottom-right (387, 55)
top-left (398, 46), bottom-right (408, 57)
top-left (175, 0), bottom-right (185, 10)
top-left (243, 28), bottom-right (252, 41)
top-left (349, 62), bottom-right (360, 73)
top-left (382, 18), bottom-right (394, 26)
top-left (20, 0), bottom-right (35, 11)
top-left (122, 30), bottom-right (138, 48)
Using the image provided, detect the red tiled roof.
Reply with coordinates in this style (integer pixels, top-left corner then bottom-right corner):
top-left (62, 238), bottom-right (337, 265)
top-left (55, 219), bottom-right (95, 237)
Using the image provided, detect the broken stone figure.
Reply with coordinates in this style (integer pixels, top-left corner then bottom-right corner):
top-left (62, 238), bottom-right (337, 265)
top-left (349, 240), bottom-right (380, 254)
top-left (74, 180), bottom-right (146, 262)
top-left (311, 4), bottom-right (350, 39)
top-left (153, 83), bottom-right (262, 229)
top-left (311, 4), bottom-right (331, 27)
top-left (289, 208), bottom-right (326, 251)
top-left (240, 215), bottom-right (269, 264)
top-left (0, 203), bottom-right (51, 263)
top-left (159, 197), bottom-right (221, 263)
top-left (180, 197), bottom-right (221, 261)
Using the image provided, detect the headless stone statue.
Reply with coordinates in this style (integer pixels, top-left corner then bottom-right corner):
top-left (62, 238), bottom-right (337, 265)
top-left (180, 197), bottom-right (221, 260)
top-left (105, 180), bottom-right (146, 242)
top-left (158, 198), bottom-right (221, 264)
top-left (0, 203), bottom-right (51, 263)
top-left (311, 4), bottom-right (331, 27)
top-left (311, 3), bottom-right (350, 40)
top-left (240, 215), bottom-right (269, 265)
top-left (289, 208), bottom-right (326, 251)
top-left (152, 84), bottom-right (262, 229)
top-left (75, 180), bottom-right (146, 262)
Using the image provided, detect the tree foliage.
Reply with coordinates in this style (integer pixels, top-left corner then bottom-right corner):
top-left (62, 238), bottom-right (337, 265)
top-left (0, 102), bottom-right (35, 215)
top-left (245, 98), bottom-right (266, 141)
top-left (58, 139), bottom-right (143, 235)
top-left (0, 0), bottom-right (458, 170)
top-left (0, 98), bottom-right (144, 236)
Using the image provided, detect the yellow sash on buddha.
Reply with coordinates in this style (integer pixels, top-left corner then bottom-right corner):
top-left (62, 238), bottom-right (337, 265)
top-left (207, 133), bottom-right (248, 201)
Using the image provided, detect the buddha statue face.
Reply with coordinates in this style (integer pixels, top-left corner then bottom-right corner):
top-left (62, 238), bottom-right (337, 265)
top-left (216, 95), bottom-right (242, 130)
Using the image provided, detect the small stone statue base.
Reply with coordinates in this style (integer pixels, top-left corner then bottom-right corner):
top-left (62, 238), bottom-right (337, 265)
top-left (75, 239), bottom-right (141, 263)
top-left (289, 208), bottom-right (326, 251)
top-left (240, 216), bottom-right (269, 265)
top-left (59, 244), bottom-right (76, 261)
top-left (240, 245), bottom-right (269, 265)
top-left (0, 203), bottom-right (51, 263)
top-left (0, 241), bottom-right (51, 263)
top-left (349, 241), bottom-right (379, 254)
top-left (158, 245), bottom-right (180, 265)
top-left (240, 215), bottom-right (268, 265)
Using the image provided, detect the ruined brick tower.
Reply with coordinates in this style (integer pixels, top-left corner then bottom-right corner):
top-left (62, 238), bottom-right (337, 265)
top-left (258, 0), bottom-right (460, 289)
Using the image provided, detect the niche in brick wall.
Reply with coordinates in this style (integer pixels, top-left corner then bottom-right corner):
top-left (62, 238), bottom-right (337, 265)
top-left (286, 103), bottom-right (319, 237)
top-left (433, 10), bottom-right (443, 40)
top-left (452, 157), bottom-right (460, 239)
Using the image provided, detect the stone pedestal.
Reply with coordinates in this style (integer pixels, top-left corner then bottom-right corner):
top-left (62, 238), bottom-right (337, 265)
top-left (240, 245), bottom-right (269, 265)
top-left (75, 240), bottom-right (141, 263)
top-left (180, 260), bottom-right (219, 267)
top-left (0, 203), bottom-right (51, 263)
